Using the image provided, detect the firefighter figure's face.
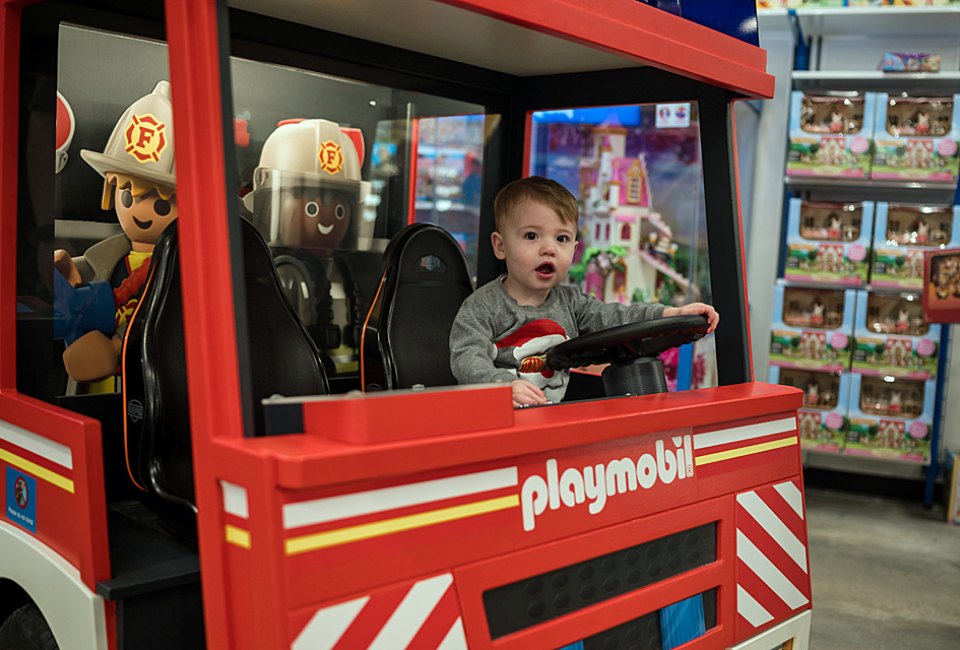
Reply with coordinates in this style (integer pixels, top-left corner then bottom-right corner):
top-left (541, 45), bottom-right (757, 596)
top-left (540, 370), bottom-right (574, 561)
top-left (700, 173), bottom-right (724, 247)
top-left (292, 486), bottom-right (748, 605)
top-left (280, 187), bottom-right (353, 251)
top-left (112, 175), bottom-right (178, 252)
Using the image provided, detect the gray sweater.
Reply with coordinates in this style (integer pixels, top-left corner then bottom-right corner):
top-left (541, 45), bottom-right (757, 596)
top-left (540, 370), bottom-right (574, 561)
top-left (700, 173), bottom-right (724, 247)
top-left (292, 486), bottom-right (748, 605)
top-left (449, 275), bottom-right (666, 402)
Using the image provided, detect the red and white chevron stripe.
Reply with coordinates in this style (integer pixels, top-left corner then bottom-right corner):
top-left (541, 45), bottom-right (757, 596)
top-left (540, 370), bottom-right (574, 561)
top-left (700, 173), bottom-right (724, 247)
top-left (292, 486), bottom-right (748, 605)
top-left (735, 479), bottom-right (811, 637)
top-left (292, 573), bottom-right (466, 650)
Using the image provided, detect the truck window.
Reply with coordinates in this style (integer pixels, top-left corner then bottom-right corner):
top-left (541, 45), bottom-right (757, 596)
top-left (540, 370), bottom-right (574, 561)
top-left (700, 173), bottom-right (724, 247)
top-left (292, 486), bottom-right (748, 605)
top-left (529, 104), bottom-right (717, 390)
top-left (18, 22), bottom-right (498, 405)
top-left (18, 23), bottom-right (173, 406)
top-left (229, 55), bottom-right (496, 376)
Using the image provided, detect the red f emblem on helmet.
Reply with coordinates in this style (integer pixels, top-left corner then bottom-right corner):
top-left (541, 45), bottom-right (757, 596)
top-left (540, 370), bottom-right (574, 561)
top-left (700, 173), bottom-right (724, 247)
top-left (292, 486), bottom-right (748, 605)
top-left (124, 113), bottom-right (168, 163)
top-left (318, 140), bottom-right (344, 175)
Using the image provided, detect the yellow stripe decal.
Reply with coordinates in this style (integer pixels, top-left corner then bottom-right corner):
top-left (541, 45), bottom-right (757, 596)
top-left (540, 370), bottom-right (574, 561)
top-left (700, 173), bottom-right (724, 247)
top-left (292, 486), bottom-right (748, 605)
top-left (225, 525), bottom-right (251, 549)
top-left (285, 494), bottom-right (519, 556)
top-left (695, 436), bottom-right (798, 467)
top-left (0, 449), bottom-right (74, 493)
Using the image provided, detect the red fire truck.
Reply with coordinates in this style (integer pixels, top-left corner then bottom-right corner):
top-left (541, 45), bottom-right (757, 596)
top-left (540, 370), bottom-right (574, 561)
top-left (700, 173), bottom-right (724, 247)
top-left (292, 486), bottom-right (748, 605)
top-left (0, 1), bottom-right (811, 649)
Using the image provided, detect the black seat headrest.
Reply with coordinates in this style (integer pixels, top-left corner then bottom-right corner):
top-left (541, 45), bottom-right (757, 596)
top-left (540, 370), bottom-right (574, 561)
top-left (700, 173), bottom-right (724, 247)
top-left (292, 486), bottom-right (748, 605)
top-left (361, 223), bottom-right (473, 391)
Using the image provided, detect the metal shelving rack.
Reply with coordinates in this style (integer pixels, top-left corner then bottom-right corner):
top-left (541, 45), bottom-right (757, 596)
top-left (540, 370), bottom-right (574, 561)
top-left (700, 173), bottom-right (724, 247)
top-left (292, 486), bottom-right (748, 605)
top-left (766, 6), bottom-right (959, 503)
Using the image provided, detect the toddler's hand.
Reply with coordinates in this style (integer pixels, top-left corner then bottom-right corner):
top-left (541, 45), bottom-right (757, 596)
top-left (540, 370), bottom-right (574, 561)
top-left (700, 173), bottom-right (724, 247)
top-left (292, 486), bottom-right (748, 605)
top-left (664, 303), bottom-right (719, 333)
top-left (511, 380), bottom-right (548, 408)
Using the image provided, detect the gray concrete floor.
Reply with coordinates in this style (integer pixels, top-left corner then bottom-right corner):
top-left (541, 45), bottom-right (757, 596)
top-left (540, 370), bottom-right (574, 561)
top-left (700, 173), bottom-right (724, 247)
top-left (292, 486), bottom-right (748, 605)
top-left (806, 487), bottom-right (960, 649)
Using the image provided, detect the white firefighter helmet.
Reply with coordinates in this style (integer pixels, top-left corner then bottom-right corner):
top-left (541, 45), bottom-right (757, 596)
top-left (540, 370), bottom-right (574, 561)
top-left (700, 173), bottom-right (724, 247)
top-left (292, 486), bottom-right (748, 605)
top-left (242, 118), bottom-right (369, 232)
top-left (80, 80), bottom-right (175, 192)
top-left (55, 91), bottom-right (75, 174)
top-left (250, 118), bottom-right (365, 194)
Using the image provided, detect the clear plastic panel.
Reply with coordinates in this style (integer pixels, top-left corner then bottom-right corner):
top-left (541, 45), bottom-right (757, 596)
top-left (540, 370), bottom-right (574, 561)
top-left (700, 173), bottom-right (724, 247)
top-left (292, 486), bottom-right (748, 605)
top-left (865, 293), bottom-right (929, 336)
top-left (884, 205), bottom-right (953, 247)
top-left (777, 368), bottom-right (840, 411)
top-left (781, 287), bottom-right (847, 331)
top-left (859, 375), bottom-right (925, 420)
top-left (527, 103), bottom-right (716, 389)
top-left (799, 202), bottom-right (862, 243)
top-left (799, 93), bottom-right (864, 135)
top-left (230, 57), bottom-right (496, 375)
top-left (884, 96), bottom-right (953, 137)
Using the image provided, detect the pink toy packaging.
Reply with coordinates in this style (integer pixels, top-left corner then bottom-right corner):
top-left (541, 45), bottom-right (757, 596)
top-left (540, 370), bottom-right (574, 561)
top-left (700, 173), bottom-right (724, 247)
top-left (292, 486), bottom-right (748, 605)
top-left (769, 365), bottom-right (848, 452)
top-left (871, 202), bottom-right (960, 290)
top-left (845, 373), bottom-right (935, 464)
top-left (784, 199), bottom-right (873, 285)
top-left (786, 91), bottom-right (876, 178)
top-left (872, 94), bottom-right (960, 181)
top-left (851, 290), bottom-right (941, 380)
top-left (769, 284), bottom-right (856, 372)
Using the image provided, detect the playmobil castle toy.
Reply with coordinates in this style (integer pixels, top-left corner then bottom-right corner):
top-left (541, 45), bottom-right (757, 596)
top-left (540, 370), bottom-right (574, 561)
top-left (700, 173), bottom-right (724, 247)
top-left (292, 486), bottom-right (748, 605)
top-left (784, 199), bottom-right (873, 285)
top-left (575, 122), bottom-right (697, 308)
top-left (872, 94), bottom-right (960, 182)
top-left (786, 91), bottom-right (876, 178)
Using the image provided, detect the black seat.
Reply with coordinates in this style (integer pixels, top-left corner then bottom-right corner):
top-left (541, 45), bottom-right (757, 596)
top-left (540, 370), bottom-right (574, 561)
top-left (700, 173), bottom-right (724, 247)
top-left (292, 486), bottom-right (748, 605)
top-left (361, 223), bottom-right (474, 391)
top-left (122, 219), bottom-right (328, 510)
top-left (334, 249), bottom-right (385, 348)
top-left (273, 251), bottom-right (342, 352)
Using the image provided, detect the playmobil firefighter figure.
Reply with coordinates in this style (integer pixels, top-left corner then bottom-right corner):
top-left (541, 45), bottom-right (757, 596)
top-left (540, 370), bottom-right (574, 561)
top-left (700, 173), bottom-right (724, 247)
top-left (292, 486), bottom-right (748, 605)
top-left (53, 81), bottom-right (177, 386)
top-left (245, 118), bottom-right (369, 360)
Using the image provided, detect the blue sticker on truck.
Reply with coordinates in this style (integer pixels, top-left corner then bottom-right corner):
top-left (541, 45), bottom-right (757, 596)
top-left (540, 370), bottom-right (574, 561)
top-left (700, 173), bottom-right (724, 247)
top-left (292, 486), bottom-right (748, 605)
top-left (6, 466), bottom-right (37, 533)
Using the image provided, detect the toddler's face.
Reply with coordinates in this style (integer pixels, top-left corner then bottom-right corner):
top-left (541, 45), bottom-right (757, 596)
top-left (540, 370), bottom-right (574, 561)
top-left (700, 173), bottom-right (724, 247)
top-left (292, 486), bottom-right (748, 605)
top-left (492, 200), bottom-right (577, 305)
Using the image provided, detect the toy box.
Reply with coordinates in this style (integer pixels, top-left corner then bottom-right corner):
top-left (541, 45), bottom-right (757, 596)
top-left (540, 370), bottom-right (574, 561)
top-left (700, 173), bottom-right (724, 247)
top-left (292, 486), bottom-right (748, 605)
top-left (783, 199), bottom-right (873, 285)
top-left (871, 202), bottom-right (960, 290)
top-left (880, 52), bottom-right (941, 73)
top-left (871, 93), bottom-right (960, 181)
top-left (845, 373), bottom-right (935, 463)
top-left (786, 91), bottom-right (876, 178)
top-left (923, 248), bottom-right (960, 322)
top-left (769, 365), bottom-right (848, 452)
top-left (769, 284), bottom-right (856, 371)
top-left (948, 449), bottom-right (960, 524)
top-left (851, 290), bottom-right (941, 379)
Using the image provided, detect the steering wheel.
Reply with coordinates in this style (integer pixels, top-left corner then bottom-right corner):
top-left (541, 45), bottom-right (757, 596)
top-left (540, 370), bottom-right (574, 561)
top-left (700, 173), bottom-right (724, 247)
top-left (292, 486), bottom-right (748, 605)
top-left (546, 315), bottom-right (710, 397)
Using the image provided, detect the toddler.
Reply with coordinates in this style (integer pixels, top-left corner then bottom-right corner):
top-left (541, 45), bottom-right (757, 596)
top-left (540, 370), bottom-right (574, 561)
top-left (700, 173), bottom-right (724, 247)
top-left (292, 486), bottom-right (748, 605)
top-left (449, 176), bottom-right (718, 407)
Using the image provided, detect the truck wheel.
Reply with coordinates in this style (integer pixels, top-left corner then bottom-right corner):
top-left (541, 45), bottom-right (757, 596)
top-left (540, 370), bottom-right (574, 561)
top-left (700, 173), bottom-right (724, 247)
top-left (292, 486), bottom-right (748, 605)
top-left (0, 604), bottom-right (59, 650)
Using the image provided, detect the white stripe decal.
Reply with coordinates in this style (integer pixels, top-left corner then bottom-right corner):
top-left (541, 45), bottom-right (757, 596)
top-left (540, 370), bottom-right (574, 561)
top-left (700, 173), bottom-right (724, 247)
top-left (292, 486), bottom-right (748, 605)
top-left (283, 467), bottom-right (519, 529)
top-left (693, 417), bottom-right (796, 450)
top-left (737, 585), bottom-right (774, 627)
top-left (737, 532), bottom-right (809, 610)
top-left (773, 481), bottom-right (805, 520)
top-left (292, 596), bottom-right (368, 650)
top-left (0, 419), bottom-right (73, 469)
top-left (368, 574), bottom-right (453, 650)
top-left (737, 492), bottom-right (807, 572)
top-left (220, 481), bottom-right (249, 519)
top-left (437, 618), bottom-right (468, 650)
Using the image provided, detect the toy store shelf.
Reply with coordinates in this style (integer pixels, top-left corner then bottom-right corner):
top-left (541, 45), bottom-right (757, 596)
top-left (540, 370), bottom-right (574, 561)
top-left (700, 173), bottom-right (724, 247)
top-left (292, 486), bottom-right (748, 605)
top-left (758, 7), bottom-right (960, 37)
top-left (792, 71), bottom-right (960, 94)
top-left (783, 175), bottom-right (958, 193)
top-left (803, 448), bottom-right (925, 480)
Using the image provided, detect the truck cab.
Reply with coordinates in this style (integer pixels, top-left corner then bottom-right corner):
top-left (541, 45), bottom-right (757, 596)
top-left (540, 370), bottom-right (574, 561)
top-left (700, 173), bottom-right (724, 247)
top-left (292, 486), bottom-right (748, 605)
top-left (0, 1), bottom-right (809, 649)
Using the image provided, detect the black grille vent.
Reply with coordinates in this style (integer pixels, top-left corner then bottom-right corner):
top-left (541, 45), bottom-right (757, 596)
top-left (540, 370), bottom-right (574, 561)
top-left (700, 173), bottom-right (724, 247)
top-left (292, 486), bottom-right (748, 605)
top-left (484, 522), bottom-right (717, 639)
top-left (578, 589), bottom-right (717, 650)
